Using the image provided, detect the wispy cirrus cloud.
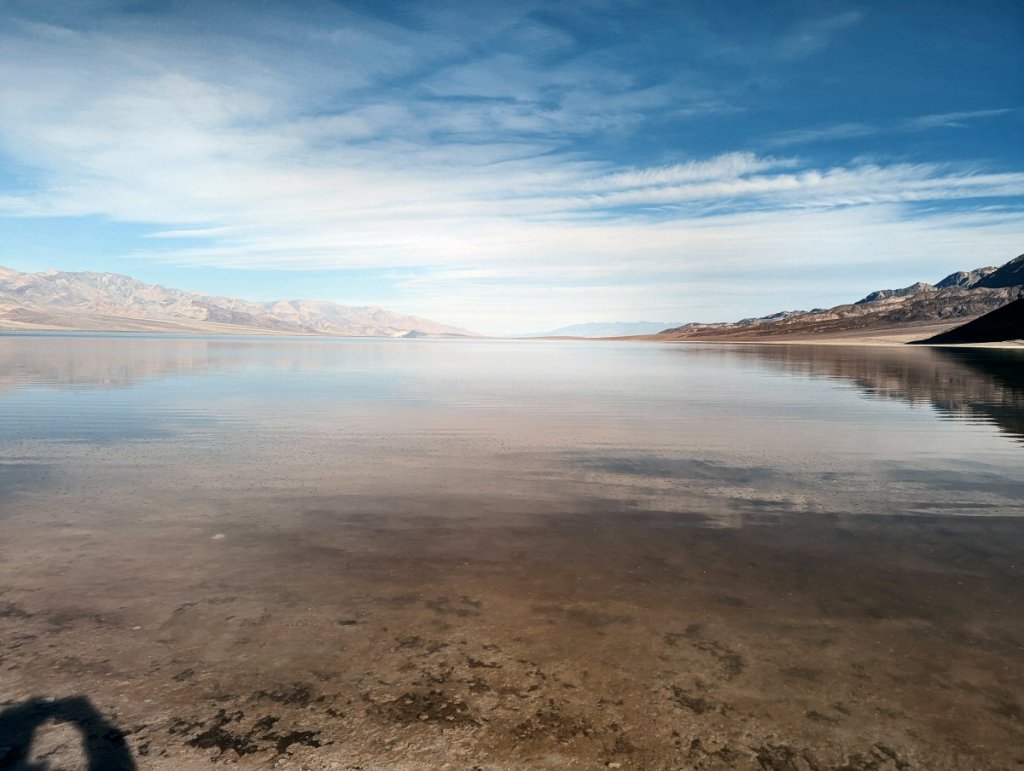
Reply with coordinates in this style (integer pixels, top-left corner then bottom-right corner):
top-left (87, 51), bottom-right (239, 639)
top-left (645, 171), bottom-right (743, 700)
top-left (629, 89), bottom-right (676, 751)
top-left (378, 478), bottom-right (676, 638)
top-left (775, 10), bottom-right (864, 59)
top-left (766, 109), bottom-right (1015, 147)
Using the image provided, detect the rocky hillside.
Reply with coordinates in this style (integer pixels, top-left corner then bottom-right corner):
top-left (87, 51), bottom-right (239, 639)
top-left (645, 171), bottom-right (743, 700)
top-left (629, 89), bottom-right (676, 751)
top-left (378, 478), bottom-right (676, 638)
top-left (656, 254), bottom-right (1024, 341)
top-left (0, 266), bottom-right (476, 337)
top-left (973, 254), bottom-right (1024, 288)
top-left (914, 293), bottom-right (1024, 344)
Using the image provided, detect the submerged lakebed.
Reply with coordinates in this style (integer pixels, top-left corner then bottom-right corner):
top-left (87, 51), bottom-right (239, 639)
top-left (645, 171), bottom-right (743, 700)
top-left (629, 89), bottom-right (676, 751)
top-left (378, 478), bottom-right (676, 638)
top-left (0, 334), bottom-right (1022, 769)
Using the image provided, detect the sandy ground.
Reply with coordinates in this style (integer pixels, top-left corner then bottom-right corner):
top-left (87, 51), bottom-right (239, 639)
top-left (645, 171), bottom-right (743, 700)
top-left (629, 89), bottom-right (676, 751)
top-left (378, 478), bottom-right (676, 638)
top-left (1, 483), bottom-right (1022, 770)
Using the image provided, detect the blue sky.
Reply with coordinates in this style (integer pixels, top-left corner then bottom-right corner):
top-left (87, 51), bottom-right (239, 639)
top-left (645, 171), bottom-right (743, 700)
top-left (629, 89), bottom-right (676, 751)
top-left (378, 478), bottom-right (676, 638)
top-left (0, 0), bottom-right (1021, 334)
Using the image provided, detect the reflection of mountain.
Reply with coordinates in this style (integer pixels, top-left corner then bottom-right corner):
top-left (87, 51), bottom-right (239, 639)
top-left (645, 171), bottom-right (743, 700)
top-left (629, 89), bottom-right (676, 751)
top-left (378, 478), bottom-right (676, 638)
top-left (0, 336), bottom-right (226, 392)
top-left (0, 335), bottom-right (402, 393)
top-left (5, 336), bottom-right (1024, 445)
top-left (725, 344), bottom-right (1024, 443)
top-left (0, 335), bottom-right (485, 395)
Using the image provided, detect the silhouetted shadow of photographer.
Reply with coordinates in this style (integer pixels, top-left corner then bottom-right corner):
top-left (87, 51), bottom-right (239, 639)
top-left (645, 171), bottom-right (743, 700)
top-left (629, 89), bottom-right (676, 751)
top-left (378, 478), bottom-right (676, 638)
top-left (0, 696), bottom-right (135, 770)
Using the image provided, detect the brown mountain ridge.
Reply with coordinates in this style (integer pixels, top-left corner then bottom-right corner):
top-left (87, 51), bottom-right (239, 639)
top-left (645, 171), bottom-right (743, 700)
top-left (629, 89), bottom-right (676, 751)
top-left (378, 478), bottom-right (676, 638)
top-left (652, 254), bottom-right (1024, 344)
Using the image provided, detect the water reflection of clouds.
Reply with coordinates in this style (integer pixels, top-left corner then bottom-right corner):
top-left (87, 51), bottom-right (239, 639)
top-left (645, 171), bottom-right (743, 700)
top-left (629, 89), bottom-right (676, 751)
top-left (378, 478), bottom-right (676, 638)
top-left (560, 447), bottom-right (1024, 526)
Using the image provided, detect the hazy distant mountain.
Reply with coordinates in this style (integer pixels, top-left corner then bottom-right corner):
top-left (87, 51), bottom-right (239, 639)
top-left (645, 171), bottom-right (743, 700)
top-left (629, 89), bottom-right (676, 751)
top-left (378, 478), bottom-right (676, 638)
top-left (0, 266), bottom-right (477, 337)
top-left (528, 321), bottom-right (682, 338)
top-left (656, 254), bottom-right (1024, 342)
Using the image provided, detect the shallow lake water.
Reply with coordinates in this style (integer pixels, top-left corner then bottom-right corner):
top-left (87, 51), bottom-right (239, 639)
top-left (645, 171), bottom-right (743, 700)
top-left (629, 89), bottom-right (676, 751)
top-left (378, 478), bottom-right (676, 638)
top-left (1, 334), bottom-right (1022, 769)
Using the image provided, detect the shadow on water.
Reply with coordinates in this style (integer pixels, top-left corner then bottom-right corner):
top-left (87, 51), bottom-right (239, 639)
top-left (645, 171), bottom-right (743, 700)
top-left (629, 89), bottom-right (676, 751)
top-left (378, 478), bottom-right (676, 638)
top-left (0, 696), bottom-right (135, 770)
top-left (714, 344), bottom-right (1024, 444)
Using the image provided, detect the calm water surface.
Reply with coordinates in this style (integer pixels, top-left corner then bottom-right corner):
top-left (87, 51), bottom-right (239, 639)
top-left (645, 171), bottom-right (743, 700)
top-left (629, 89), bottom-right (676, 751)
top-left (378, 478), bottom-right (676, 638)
top-left (1, 334), bottom-right (1022, 769)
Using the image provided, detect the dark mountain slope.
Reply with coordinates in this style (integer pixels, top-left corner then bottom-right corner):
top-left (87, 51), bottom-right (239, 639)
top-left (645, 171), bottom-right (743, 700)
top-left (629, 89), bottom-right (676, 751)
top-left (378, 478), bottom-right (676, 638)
top-left (914, 295), bottom-right (1024, 344)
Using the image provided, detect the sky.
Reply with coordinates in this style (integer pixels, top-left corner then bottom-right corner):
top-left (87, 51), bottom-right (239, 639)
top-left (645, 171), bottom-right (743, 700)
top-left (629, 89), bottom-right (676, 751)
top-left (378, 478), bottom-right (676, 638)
top-left (0, 0), bottom-right (1022, 334)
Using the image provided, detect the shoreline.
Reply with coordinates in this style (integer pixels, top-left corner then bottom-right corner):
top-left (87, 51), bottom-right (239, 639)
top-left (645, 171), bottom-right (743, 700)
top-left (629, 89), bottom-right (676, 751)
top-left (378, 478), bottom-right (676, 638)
top-left (2, 322), bottom-right (1022, 349)
top-left (602, 320), bottom-right (1024, 349)
top-left (649, 337), bottom-right (1024, 349)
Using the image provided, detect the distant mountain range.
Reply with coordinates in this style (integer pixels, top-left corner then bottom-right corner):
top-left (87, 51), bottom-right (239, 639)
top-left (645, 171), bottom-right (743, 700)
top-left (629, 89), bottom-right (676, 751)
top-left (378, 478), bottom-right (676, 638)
top-left (653, 253), bottom-right (1024, 342)
top-left (4, 255), bottom-right (1020, 343)
top-left (0, 266), bottom-right (476, 338)
top-left (528, 321), bottom-right (683, 338)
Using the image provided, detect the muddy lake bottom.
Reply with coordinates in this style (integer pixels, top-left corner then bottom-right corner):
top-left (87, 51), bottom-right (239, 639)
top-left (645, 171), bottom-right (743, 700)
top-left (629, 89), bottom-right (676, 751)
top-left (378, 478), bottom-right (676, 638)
top-left (1, 335), bottom-right (1022, 769)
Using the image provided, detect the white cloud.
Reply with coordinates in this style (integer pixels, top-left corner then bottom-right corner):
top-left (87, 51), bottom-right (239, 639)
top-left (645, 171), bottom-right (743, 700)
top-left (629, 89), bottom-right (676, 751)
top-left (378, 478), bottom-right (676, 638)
top-left (767, 109), bottom-right (1015, 147)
